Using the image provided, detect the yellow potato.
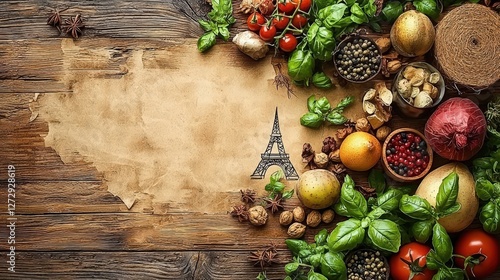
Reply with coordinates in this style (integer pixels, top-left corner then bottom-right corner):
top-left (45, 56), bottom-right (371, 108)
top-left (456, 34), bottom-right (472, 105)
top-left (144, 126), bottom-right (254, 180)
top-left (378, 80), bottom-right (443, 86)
top-left (296, 169), bottom-right (341, 210)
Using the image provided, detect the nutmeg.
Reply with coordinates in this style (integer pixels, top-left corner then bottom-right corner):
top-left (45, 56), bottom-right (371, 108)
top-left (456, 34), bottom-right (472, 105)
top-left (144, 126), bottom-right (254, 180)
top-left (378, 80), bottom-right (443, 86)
top-left (292, 206), bottom-right (305, 222)
top-left (321, 209), bottom-right (335, 224)
top-left (248, 205), bottom-right (268, 226)
top-left (306, 210), bottom-right (322, 228)
top-left (287, 222), bottom-right (306, 238)
top-left (279, 210), bottom-right (294, 226)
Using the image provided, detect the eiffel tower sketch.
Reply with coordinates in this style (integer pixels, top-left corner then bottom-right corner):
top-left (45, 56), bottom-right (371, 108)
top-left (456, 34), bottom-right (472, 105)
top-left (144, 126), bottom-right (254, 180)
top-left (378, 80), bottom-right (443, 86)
top-left (251, 108), bottom-right (299, 180)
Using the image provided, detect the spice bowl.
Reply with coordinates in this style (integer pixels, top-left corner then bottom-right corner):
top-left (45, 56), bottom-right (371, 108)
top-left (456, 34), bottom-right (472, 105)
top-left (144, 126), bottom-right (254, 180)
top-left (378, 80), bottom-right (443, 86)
top-left (345, 248), bottom-right (390, 280)
top-left (392, 62), bottom-right (445, 118)
top-left (333, 35), bottom-right (382, 83)
top-left (381, 128), bottom-right (433, 183)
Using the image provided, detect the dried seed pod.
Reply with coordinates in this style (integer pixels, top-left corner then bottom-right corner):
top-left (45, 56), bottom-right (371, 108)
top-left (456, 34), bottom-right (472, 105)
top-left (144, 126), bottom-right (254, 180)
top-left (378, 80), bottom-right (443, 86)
top-left (314, 152), bottom-right (329, 168)
top-left (321, 209), bottom-right (335, 224)
top-left (249, 205), bottom-right (268, 226)
top-left (376, 126), bottom-right (392, 142)
top-left (306, 210), bottom-right (322, 228)
top-left (428, 72), bottom-right (441, 84)
top-left (287, 222), bottom-right (306, 238)
top-left (292, 206), bottom-right (306, 222)
top-left (279, 210), bottom-right (294, 226)
top-left (355, 117), bottom-right (371, 132)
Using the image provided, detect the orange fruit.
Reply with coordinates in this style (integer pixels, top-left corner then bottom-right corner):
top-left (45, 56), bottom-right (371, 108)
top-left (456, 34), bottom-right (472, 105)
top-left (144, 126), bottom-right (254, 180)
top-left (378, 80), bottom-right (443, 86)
top-left (339, 131), bottom-right (382, 171)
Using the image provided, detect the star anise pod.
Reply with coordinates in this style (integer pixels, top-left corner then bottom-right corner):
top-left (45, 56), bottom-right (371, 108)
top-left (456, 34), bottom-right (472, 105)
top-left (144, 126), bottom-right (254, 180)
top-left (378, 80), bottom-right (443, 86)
top-left (249, 243), bottom-right (279, 269)
top-left (47, 9), bottom-right (64, 28)
top-left (240, 189), bottom-right (256, 204)
top-left (62, 14), bottom-right (85, 39)
top-left (249, 250), bottom-right (267, 269)
top-left (230, 204), bottom-right (249, 222)
top-left (263, 194), bottom-right (284, 214)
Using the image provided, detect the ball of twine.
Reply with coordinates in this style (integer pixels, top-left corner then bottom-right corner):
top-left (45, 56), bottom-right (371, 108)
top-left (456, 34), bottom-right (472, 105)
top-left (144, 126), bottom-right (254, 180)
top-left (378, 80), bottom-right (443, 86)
top-left (434, 4), bottom-right (500, 88)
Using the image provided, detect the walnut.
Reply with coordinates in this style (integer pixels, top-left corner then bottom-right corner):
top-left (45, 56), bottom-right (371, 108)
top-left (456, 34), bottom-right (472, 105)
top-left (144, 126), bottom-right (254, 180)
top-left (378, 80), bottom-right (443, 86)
top-left (287, 222), bottom-right (306, 238)
top-left (336, 128), bottom-right (351, 141)
top-left (301, 143), bottom-right (315, 163)
top-left (376, 126), bottom-right (392, 142)
top-left (279, 210), bottom-right (294, 226)
top-left (355, 117), bottom-right (371, 132)
top-left (306, 210), bottom-right (322, 228)
top-left (314, 152), bottom-right (329, 168)
top-left (292, 206), bottom-right (305, 223)
top-left (328, 149), bottom-right (341, 163)
top-left (322, 209), bottom-right (335, 224)
top-left (249, 205), bottom-right (268, 226)
top-left (321, 136), bottom-right (337, 154)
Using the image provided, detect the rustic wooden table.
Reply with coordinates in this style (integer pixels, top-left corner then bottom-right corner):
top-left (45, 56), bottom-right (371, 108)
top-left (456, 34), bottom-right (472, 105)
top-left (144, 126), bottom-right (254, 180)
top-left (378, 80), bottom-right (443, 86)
top-left (0, 1), bottom-right (499, 279)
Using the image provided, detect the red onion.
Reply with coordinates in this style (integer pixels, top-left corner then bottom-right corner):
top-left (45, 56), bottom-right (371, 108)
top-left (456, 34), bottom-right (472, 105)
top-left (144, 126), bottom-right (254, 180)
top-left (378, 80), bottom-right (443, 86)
top-left (425, 97), bottom-right (486, 161)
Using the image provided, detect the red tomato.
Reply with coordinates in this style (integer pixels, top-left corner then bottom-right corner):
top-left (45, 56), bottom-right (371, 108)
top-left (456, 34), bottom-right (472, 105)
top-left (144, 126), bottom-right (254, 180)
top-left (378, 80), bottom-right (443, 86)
top-left (259, 25), bottom-right (277, 42)
top-left (278, 0), bottom-right (296, 14)
top-left (390, 242), bottom-right (435, 280)
top-left (247, 12), bottom-right (265, 32)
top-left (454, 229), bottom-right (500, 279)
top-left (271, 14), bottom-right (290, 30)
top-left (279, 33), bottom-right (298, 52)
top-left (291, 14), bottom-right (308, 29)
top-left (292, 0), bottom-right (312, 12)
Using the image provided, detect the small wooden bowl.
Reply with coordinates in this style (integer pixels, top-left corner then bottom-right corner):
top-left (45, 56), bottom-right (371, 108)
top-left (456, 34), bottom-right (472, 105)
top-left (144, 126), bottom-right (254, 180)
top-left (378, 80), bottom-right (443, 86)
top-left (381, 128), bottom-right (433, 183)
top-left (345, 248), bottom-right (390, 280)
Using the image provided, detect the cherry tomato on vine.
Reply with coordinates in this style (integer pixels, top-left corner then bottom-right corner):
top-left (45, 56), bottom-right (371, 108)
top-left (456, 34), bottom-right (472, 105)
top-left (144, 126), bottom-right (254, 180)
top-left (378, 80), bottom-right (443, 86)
top-left (292, 0), bottom-right (312, 12)
top-left (279, 33), bottom-right (298, 52)
top-left (390, 242), bottom-right (435, 280)
top-left (247, 12), bottom-right (265, 32)
top-left (291, 13), bottom-right (308, 29)
top-left (278, 0), bottom-right (296, 14)
top-left (271, 14), bottom-right (290, 30)
top-left (454, 229), bottom-right (500, 279)
top-left (259, 25), bottom-right (277, 42)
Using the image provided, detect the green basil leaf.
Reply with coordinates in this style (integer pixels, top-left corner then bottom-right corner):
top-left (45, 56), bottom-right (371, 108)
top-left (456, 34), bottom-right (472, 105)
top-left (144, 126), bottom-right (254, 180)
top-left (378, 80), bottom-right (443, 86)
top-left (479, 200), bottom-right (500, 233)
top-left (312, 72), bottom-right (333, 89)
top-left (367, 219), bottom-right (401, 253)
top-left (285, 262), bottom-right (300, 274)
top-left (438, 203), bottom-right (461, 218)
top-left (272, 181), bottom-right (285, 194)
top-left (315, 0), bottom-right (338, 10)
top-left (433, 267), bottom-right (465, 280)
top-left (413, 0), bottom-right (440, 21)
top-left (368, 169), bottom-right (386, 195)
top-left (310, 253), bottom-right (322, 268)
top-left (447, 267), bottom-right (466, 280)
top-left (326, 111), bottom-right (348, 125)
top-left (363, 0), bottom-right (377, 18)
top-left (197, 32), bottom-right (217, 53)
top-left (315, 97), bottom-right (331, 114)
top-left (307, 95), bottom-right (317, 113)
top-left (473, 157), bottom-right (495, 169)
top-left (320, 252), bottom-right (347, 280)
top-left (315, 229), bottom-right (329, 246)
top-left (308, 23), bottom-right (336, 61)
top-left (300, 249), bottom-right (313, 259)
top-left (334, 201), bottom-right (351, 217)
top-left (425, 249), bottom-right (444, 270)
top-left (283, 190), bottom-right (294, 199)
top-left (288, 49), bottom-right (315, 82)
top-left (335, 96), bottom-right (354, 111)
top-left (270, 170), bottom-right (283, 184)
top-left (308, 272), bottom-right (329, 280)
top-left (376, 189), bottom-right (403, 212)
top-left (476, 178), bottom-right (495, 201)
top-left (367, 207), bottom-right (386, 220)
top-left (328, 219), bottom-right (365, 252)
top-left (286, 239), bottom-right (309, 256)
top-left (381, 1), bottom-right (403, 23)
top-left (399, 194), bottom-right (435, 220)
top-left (350, 3), bottom-right (368, 24)
top-left (411, 219), bottom-right (434, 243)
top-left (300, 112), bottom-right (323, 129)
top-left (218, 27), bottom-right (230, 41)
top-left (436, 171), bottom-right (459, 214)
top-left (319, 4), bottom-right (349, 29)
top-left (198, 19), bottom-right (212, 32)
top-left (340, 176), bottom-right (368, 219)
top-left (432, 223), bottom-right (453, 262)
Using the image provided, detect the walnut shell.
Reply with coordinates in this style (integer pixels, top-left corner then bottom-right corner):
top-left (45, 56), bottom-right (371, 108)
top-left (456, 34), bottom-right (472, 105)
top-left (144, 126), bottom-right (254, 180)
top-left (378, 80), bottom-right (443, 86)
top-left (321, 209), bottom-right (335, 224)
top-left (279, 210), bottom-right (294, 226)
top-left (355, 117), bottom-right (371, 132)
top-left (248, 205), bottom-right (268, 226)
top-left (292, 206), bottom-right (305, 222)
top-left (376, 126), bottom-right (392, 142)
top-left (314, 152), bottom-right (329, 168)
top-left (287, 222), bottom-right (306, 238)
top-left (306, 210), bottom-right (322, 228)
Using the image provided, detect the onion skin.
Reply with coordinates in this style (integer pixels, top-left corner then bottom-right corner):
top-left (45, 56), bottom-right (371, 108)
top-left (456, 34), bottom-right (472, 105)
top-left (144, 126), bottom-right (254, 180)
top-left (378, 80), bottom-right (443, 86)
top-left (425, 97), bottom-right (486, 161)
top-left (390, 10), bottom-right (436, 57)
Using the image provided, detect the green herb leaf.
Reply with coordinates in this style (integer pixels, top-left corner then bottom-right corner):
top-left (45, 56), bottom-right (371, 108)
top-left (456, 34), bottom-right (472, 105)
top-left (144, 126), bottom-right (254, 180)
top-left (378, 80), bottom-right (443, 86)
top-left (367, 207), bottom-right (386, 220)
top-left (432, 223), bottom-right (453, 262)
top-left (368, 169), bottom-right (386, 195)
top-left (376, 189), bottom-right (403, 212)
top-left (326, 111), bottom-right (348, 125)
top-left (333, 201), bottom-right (351, 217)
top-left (425, 249), bottom-right (443, 270)
top-left (312, 72), bottom-right (333, 89)
top-left (479, 200), bottom-right (500, 233)
top-left (319, 3), bottom-right (349, 29)
top-left (413, 0), bottom-right (440, 21)
top-left (438, 203), bottom-right (461, 218)
top-left (328, 219), bottom-right (365, 252)
top-left (288, 48), bottom-right (315, 83)
top-left (285, 262), bottom-right (300, 274)
top-left (270, 170), bottom-right (283, 184)
top-left (350, 3), bottom-right (368, 24)
top-left (315, 229), bottom-right (329, 246)
top-left (197, 32), bottom-right (217, 52)
top-left (340, 176), bottom-right (368, 219)
top-left (218, 27), bottom-right (230, 41)
top-left (476, 178), bottom-right (496, 201)
top-left (367, 219), bottom-right (401, 253)
top-left (301, 112), bottom-right (323, 129)
top-left (411, 219), bottom-right (434, 243)
top-left (473, 157), bottom-right (495, 169)
top-left (315, 0), bottom-right (338, 10)
top-left (308, 23), bottom-right (336, 61)
top-left (283, 189), bottom-right (294, 199)
top-left (198, 19), bottom-right (212, 32)
top-left (307, 95), bottom-right (317, 113)
top-left (286, 239), bottom-right (309, 256)
top-left (320, 252), bottom-right (347, 280)
top-left (308, 272), bottom-right (329, 280)
top-left (335, 96), bottom-right (354, 111)
top-left (381, 1), bottom-right (403, 23)
top-left (436, 171), bottom-right (459, 214)
top-left (399, 194), bottom-right (435, 220)
top-left (315, 97), bottom-right (332, 114)
top-left (310, 253), bottom-right (322, 268)
top-left (363, 0), bottom-right (377, 18)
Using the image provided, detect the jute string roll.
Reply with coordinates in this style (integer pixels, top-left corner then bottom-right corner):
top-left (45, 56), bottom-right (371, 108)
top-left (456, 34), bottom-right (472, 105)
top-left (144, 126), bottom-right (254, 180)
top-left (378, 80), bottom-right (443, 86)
top-left (434, 4), bottom-right (500, 88)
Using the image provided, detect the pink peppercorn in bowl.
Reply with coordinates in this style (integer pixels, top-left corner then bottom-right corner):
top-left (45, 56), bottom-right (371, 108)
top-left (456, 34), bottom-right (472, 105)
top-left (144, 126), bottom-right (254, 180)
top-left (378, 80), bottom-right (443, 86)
top-left (381, 128), bottom-right (433, 183)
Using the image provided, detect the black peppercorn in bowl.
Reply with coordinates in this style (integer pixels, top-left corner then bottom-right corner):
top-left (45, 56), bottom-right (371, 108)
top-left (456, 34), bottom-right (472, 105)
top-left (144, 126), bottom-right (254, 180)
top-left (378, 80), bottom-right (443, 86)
top-left (345, 248), bottom-right (390, 280)
top-left (333, 35), bottom-right (382, 83)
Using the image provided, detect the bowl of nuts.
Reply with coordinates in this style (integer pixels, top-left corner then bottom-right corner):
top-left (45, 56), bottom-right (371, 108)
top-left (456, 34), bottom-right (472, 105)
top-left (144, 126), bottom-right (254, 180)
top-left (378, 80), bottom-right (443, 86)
top-left (381, 128), bottom-right (433, 183)
top-left (334, 35), bottom-right (382, 83)
top-left (392, 62), bottom-right (445, 118)
top-left (346, 249), bottom-right (390, 280)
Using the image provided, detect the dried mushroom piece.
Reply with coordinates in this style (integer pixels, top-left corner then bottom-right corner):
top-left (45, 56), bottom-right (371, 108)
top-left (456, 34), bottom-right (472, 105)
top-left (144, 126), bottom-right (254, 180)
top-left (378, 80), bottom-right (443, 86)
top-left (363, 101), bottom-right (377, 115)
top-left (397, 79), bottom-right (412, 98)
top-left (428, 72), bottom-right (440, 84)
top-left (414, 91), bottom-right (433, 108)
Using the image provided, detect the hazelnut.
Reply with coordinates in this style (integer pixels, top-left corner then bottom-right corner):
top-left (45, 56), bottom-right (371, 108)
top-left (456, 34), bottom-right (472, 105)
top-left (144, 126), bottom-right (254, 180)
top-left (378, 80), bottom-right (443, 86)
top-left (306, 210), bottom-right (322, 228)
top-left (376, 126), bottom-right (392, 142)
top-left (287, 222), bottom-right (306, 238)
top-left (292, 206), bottom-right (306, 222)
top-left (322, 209), bottom-right (335, 224)
top-left (355, 117), bottom-right (371, 132)
top-left (328, 149), bottom-right (341, 163)
top-left (314, 152), bottom-right (329, 168)
top-left (279, 210), bottom-right (294, 226)
top-left (248, 205), bottom-right (268, 226)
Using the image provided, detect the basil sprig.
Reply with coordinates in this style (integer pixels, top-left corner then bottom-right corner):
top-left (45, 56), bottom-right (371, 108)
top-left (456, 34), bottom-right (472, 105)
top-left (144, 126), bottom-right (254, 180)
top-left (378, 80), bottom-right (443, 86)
top-left (473, 150), bottom-right (500, 233)
top-left (300, 95), bottom-right (354, 129)
top-left (197, 0), bottom-right (235, 52)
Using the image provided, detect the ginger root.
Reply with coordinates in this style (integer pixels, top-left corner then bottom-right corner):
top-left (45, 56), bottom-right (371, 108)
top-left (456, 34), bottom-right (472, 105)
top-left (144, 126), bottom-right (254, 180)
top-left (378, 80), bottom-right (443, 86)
top-left (232, 31), bottom-right (269, 60)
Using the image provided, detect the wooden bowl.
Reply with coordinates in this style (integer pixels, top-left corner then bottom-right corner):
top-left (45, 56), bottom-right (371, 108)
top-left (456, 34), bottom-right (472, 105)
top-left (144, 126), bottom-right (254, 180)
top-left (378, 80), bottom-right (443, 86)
top-left (381, 128), bottom-right (433, 183)
top-left (345, 248), bottom-right (390, 280)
